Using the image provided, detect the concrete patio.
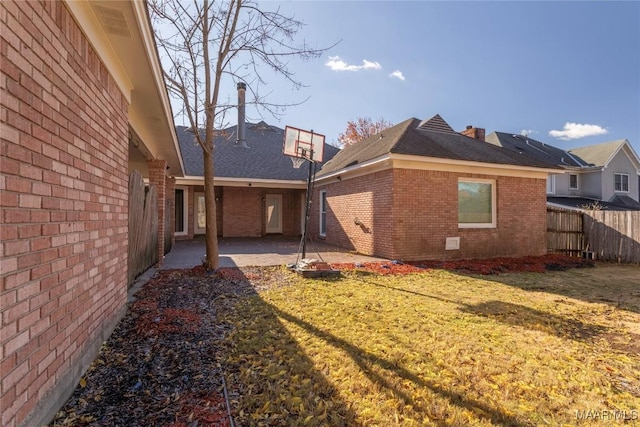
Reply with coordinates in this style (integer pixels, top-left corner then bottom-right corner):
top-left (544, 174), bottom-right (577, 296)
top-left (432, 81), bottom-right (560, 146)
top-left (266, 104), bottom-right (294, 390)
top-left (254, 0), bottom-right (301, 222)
top-left (160, 236), bottom-right (386, 269)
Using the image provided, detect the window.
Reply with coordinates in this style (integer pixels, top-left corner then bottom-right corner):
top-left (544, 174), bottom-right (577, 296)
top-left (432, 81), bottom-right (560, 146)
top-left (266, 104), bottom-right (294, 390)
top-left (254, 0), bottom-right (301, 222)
top-left (194, 193), bottom-right (206, 234)
top-left (319, 190), bottom-right (327, 236)
top-left (175, 188), bottom-right (187, 235)
top-left (614, 173), bottom-right (629, 192)
top-left (458, 179), bottom-right (496, 228)
top-left (546, 175), bottom-right (555, 194)
top-left (569, 174), bottom-right (578, 190)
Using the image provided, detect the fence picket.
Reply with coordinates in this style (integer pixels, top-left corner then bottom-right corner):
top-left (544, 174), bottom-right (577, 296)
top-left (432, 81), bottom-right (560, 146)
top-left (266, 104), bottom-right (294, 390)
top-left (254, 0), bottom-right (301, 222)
top-left (128, 171), bottom-right (159, 286)
top-left (547, 207), bottom-right (640, 264)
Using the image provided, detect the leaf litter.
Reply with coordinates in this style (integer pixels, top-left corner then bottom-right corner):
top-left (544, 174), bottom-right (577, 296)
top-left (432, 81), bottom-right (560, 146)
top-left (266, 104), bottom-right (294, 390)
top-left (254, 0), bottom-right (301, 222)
top-left (49, 260), bottom-right (640, 426)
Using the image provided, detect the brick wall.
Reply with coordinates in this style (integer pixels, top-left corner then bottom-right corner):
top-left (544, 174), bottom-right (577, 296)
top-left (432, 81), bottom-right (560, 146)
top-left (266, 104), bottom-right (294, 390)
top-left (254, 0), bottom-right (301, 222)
top-left (222, 187), bottom-right (262, 237)
top-left (313, 168), bottom-right (547, 261)
top-left (1, 2), bottom-right (129, 426)
top-left (310, 170), bottom-right (394, 256)
top-left (219, 187), bottom-right (302, 237)
top-left (148, 159), bottom-right (167, 262)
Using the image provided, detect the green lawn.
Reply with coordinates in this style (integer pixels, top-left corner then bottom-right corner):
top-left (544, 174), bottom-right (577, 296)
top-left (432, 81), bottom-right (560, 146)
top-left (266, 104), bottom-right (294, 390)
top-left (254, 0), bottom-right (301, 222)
top-left (220, 264), bottom-right (640, 426)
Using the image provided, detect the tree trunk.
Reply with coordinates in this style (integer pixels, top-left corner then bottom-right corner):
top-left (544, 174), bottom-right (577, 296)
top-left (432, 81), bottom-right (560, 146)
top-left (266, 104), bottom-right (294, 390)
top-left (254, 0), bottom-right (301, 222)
top-left (203, 149), bottom-right (219, 269)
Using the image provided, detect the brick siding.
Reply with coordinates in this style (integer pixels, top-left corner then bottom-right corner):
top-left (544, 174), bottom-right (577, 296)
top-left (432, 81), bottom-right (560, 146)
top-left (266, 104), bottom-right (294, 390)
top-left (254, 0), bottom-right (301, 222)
top-left (1, 2), bottom-right (129, 426)
top-left (148, 159), bottom-right (167, 262)
top-left (219, 187), bottom-right (302, 237)
top-left (222, 187), bottom-right (262, 237)
top-left (309, 170), bottom-right (394, 256)
top-left (312, 168), bottom-right (547, 261)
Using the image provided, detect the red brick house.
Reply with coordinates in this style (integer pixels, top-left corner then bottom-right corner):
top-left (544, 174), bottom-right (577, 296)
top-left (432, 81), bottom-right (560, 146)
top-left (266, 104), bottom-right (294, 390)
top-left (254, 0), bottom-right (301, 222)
top-left (308, 115), bottom-right (562, 261)
top-left (1, 1), bottom-right (183, 426)
top-left (172, 85), bottom-right (339, 239)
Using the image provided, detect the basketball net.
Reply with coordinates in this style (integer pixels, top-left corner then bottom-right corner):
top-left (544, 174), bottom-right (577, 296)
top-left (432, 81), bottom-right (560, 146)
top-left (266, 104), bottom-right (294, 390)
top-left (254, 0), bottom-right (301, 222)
top-left (291, 156), bottom-right (305, 169)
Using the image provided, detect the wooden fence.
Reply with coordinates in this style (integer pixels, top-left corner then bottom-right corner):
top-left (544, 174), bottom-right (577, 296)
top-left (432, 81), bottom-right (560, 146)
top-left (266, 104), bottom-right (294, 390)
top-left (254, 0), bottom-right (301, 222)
top-left (547, 208), bottom-right (583, 256)
top-left (547, 207), bottom-right (640, 264)
top-left (128, 170), bottom-right (159, 286)
top-left (583, 210), bottom-right (640, 264)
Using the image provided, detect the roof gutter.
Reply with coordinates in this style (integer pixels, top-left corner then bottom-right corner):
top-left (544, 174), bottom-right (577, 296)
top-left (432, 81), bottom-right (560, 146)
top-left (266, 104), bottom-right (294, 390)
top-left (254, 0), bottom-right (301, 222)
top-left (314, 155), bottom-right (392, 183)
top-left (389, 153), bottom-right (564, 174)
top-left (316, 152), bottom-right (563, 184)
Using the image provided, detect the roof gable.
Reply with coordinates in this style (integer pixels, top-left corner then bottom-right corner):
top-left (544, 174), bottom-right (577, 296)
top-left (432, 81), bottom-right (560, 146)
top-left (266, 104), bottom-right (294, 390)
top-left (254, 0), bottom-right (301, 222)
top-left (569, 139), bottom-right (640, 170)
top-left (417, 114), bottom-right (456, 133)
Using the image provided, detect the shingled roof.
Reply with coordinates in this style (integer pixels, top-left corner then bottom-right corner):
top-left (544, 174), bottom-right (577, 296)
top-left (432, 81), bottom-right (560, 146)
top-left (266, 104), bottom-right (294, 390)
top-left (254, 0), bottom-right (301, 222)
top-left (177, 122), bottom-right (340, 180)
top-left (317, 116), bottom-right (560, 177)
top-left (568, 139), bottom-right (631, 167)
top-left (485, 132), bottom-right (584, 168)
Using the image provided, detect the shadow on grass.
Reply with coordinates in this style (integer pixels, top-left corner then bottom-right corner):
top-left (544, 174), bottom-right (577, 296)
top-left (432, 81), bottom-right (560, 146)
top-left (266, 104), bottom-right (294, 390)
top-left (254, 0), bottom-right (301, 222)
top-left (262, 302), bottom-right (535, 427)
top-left (460, 300), bottom-right (607, 340)
top-left (348, 274), bottom-right (460, 305)
top-left (349, 274), bottom-right (640, 353)
top-left (217, 267), bottom-right (359, 426)
top-left (469, 265), bottom-right (640, 315)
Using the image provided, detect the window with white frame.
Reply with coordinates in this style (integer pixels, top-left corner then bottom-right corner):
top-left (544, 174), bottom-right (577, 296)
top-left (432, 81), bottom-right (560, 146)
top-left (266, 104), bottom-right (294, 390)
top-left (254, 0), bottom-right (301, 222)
top-left (614, 173), bottom-right (629, 192)
top-left (569, 174), bottom-right (578, 190)
top-left (458, 178), bottom-right (496, 228)
top-left (546, 175), bottom-right (555, 194)
top-left (319, 190), bottom-right (327, 236)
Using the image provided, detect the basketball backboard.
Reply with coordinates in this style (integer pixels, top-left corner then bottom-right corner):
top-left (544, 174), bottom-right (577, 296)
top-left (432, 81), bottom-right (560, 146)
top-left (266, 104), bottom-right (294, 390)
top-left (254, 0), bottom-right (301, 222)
top-left (283, 126), bottom-right (325, 163)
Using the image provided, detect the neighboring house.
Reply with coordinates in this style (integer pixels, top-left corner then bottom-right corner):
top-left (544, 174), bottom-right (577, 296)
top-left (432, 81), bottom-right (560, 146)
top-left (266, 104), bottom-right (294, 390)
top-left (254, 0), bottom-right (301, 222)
top-left (486, 133), bottom-right (640, 210)
top-left (308, 115), bottom-right (562, 261)
top-left (173, 85), bottom-right (339, 238)
top-left (1, 2), bottom-right (183, 427)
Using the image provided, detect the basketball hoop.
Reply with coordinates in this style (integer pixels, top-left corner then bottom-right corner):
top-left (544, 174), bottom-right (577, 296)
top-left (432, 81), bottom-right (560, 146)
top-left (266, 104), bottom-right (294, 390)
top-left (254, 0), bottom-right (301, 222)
top-left (283, 125), bottom-right (325, 163)
top-left (291, 156), bottom-right (305, 169)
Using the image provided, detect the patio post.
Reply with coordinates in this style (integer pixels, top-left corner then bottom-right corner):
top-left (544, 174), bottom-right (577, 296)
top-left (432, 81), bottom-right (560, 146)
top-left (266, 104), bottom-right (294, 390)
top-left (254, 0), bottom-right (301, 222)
top-left (148, 159), bottom-right (168, 265)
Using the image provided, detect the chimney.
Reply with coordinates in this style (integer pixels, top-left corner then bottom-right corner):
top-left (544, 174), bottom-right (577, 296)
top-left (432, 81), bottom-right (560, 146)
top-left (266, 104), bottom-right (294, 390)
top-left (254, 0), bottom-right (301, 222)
top-left (460, 125), bottom-right (485, 142)
top-left (236, 82), bottom-right (248, 148)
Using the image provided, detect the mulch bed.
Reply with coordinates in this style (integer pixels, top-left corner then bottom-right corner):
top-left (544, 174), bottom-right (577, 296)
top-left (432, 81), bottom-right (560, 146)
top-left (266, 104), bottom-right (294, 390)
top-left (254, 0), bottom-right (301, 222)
top-left (49, 256), bottom-right (593, 426)
top-left (332, 254), bottom-right (594, 275)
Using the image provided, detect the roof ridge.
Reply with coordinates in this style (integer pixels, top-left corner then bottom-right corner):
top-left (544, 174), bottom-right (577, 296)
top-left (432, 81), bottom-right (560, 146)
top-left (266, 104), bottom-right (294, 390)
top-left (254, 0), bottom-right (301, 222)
top-left (417, 114), bottom-right (456, 134)
top-left (568, 138), bottom-right (627, 152)
top-left (390, 118), bottom-right (422, 151)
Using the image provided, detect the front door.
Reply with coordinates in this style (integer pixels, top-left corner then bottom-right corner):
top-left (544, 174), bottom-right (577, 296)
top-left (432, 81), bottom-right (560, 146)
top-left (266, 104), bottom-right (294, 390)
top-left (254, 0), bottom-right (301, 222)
top-left (194, 192), bottom-right (206, 235)
top-left (265, 194), bottom-right (283, 234)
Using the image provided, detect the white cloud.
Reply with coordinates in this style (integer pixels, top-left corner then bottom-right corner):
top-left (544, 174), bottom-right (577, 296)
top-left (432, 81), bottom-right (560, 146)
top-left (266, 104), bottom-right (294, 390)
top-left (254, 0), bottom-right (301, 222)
top-left (520, 129), bottom-right (535, 136)
top-left (325, 56), bottom-right (382, 72)
top-left (549, 122), bottom-right (608, 140)
top-left (389, 70), bottom-right (405, 81)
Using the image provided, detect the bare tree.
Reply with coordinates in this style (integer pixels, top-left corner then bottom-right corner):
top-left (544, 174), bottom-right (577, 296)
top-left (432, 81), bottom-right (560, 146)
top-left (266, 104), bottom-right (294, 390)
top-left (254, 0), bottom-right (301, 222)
top-left (149, 0), bottom-right (329, 269)
top-left (338, 117), bottom-right (393, 147)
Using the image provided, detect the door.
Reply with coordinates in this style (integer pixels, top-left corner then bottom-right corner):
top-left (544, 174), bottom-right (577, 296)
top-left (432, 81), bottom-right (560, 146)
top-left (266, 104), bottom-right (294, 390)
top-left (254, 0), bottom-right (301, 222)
top-left (194, 192), bottom-right (206, 234)
top-left (265, 194), bottom-right (283, 234)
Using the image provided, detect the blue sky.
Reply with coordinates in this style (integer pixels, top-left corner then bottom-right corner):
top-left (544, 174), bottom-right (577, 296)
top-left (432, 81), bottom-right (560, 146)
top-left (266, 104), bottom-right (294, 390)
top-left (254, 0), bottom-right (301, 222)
top-left (168, 1), bottom-right (639, 154)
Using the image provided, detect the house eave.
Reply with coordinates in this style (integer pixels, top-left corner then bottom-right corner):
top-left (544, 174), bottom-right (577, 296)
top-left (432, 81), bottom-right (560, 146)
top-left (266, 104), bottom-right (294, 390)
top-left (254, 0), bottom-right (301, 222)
top-left (315, 155), bottom-right (392, 183)
top-left (64, 0), bottom-right (185, 177)
top-left (316, 153), bottom-right (563, 183)
top-left (175, 176), bottom-right (307, 189)
top-left (389, 153), bottom-right (564, 175)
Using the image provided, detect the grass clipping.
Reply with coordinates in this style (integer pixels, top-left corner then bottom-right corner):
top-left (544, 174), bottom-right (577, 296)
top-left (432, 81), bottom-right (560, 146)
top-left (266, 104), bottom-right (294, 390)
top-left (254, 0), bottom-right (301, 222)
top-left (220, 265), bottom-right (640, 426)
